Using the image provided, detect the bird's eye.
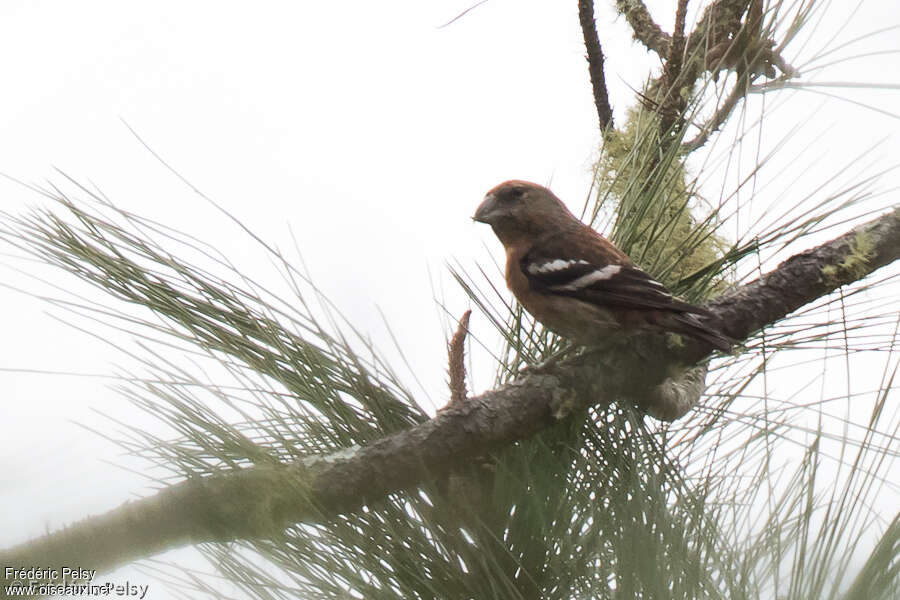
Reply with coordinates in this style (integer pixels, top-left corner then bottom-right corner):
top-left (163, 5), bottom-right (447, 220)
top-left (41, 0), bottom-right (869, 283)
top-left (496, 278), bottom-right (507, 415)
top-left (503, 187), bottom-right (526, 202)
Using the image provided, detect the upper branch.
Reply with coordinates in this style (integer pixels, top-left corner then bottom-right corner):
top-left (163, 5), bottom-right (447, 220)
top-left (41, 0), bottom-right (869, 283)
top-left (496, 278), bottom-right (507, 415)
top-left (578, 0), bottom-right (614, 130)
top-left (615, 0), bottom-right (796, 153)
top-left (615, 0), bottom-right (671, 56)
top-left (2, 206), bottom-right (898, 588)
top-left (659, 0), bottom-right (691, 140)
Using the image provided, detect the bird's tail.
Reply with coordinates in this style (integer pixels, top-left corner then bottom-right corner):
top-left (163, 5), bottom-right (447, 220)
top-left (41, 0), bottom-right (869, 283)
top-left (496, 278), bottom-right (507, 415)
top-left (670, 313), bottom-right (734, 353)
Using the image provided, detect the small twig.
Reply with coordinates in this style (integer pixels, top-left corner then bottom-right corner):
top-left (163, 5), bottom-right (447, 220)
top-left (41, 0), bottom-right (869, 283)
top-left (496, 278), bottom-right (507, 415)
top-left (681, 82), bottom-right (746, 152)
top-left (770, 52), bottom-right (796, 79)
top-left (437, 0), bottom-right (491, 29)
top-left (578, 0), bottom-right (614, 130)
top-left (448, 309), bottom-right (471, 405)
top-left (615, 0), bottom-right (671, 56)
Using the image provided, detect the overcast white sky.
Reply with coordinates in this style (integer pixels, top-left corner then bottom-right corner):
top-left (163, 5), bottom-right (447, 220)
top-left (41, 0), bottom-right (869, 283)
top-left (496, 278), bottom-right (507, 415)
top-left (1, 1), bottom-right (897, 597)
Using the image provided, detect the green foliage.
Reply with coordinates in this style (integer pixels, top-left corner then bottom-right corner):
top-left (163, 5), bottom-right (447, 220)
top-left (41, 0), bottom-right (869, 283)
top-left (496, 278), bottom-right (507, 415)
top-left (594, 105), bottom-right (730, 295)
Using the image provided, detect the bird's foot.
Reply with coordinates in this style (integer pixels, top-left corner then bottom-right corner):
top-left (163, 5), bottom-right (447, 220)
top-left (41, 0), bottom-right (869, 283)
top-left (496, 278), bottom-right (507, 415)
top-left (521, 344), bottom-right (579, 375)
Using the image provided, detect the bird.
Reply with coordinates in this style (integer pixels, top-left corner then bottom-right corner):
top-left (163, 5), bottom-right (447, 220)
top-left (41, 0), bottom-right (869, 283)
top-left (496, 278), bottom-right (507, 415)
top-left (472, 180), bottom-right (732, 353)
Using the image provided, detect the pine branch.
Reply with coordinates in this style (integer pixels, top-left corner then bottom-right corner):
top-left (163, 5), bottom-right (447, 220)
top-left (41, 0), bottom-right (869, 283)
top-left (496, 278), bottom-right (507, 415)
top-left (3, 206), bottom-right (898, 588)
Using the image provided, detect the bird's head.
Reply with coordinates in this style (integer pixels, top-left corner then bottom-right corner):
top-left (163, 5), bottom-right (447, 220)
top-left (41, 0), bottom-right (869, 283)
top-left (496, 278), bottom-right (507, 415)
top-left (473, 180), bottom-right (578, 244)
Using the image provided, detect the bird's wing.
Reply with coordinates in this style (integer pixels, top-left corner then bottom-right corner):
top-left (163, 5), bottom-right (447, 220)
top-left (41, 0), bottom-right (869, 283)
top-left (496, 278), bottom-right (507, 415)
top-left (520, 230), bottom-right (708, 315)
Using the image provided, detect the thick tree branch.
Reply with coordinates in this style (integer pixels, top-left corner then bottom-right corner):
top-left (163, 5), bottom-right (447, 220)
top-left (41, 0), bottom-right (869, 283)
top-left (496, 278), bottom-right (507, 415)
top-left (705, 207), bottom-right (900, 347)
top-left (578, 0), bottom-right (614, 130)
top-left (2, 207), bottom-right (898, 593)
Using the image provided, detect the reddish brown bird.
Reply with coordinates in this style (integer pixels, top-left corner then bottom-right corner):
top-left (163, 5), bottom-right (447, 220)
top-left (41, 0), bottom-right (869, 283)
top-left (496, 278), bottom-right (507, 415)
top-left (473, 180), bottom-right (732, 353)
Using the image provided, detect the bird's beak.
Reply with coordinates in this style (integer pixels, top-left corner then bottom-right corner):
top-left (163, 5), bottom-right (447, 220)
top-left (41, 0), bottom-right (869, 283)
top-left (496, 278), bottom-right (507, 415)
top-left (472, 192), bottom-right (497, 224)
